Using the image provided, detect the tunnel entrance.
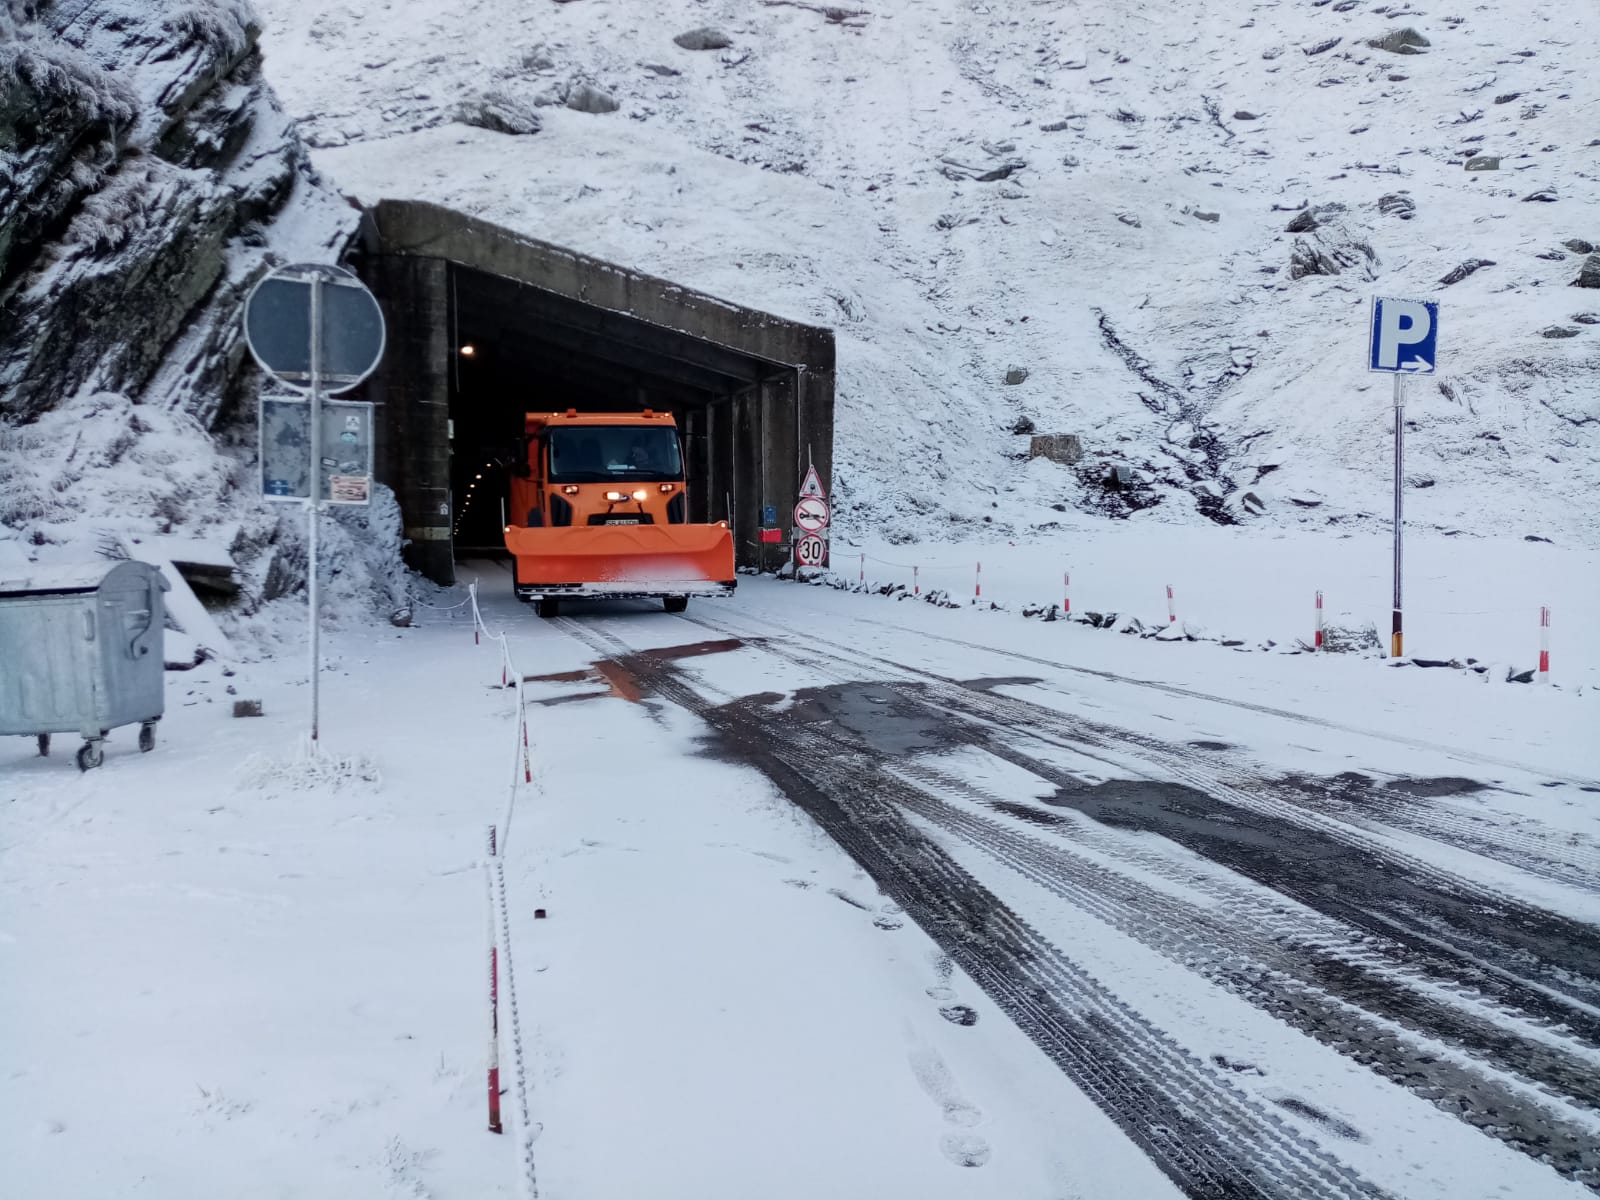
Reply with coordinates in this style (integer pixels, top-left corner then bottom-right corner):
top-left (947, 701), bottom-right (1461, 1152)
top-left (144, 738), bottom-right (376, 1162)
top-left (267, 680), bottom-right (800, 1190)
top-left (354, 200), bottom-right (836, 584)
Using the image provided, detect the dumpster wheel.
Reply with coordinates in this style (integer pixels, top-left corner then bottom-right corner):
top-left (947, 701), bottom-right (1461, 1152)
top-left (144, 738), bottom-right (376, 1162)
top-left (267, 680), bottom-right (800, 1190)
top-left (76, 741), bottom-right (104, 772)
top-left (139, 722), bottom-right (156, 753)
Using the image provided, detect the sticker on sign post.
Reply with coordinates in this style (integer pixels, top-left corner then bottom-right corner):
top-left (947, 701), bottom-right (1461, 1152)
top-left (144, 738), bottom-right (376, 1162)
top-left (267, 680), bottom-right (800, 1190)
top-left (794, 496), bottom-right (830, 533)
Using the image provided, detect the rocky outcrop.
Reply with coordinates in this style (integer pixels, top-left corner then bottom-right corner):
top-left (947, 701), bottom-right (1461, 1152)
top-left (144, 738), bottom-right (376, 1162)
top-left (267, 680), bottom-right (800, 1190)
top-left (0, 1), bottom-right (377, 621)
top-left (1, 1), bottom-right (355, 428)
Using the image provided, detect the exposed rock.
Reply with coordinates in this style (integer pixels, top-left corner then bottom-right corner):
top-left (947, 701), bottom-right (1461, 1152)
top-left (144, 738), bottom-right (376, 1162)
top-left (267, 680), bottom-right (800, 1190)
top-left (1572, 255), bottom-right (1600, 288)
top-left (1239, 491), bottom-right (1266, 515)
top-left (1232, 110), bottom-right (1258, 121)
top-left (1377, 193), bottom-right (1416, 220)
top-left (1439, 258), bottom-right (1494, 286)
top-left (674, 27), bottom-right (733, 51)
top-left (1463, 155), bottom-right (1500, 171)
top-left (1, 3), bottom-right (354, 428)
top-left (1028, 434), bottom-right (1083, 465)
top-left (1010, 416), bottom-right (1036, 435)
top-left (1116, 211), bottom-right (1141, 228)
top-left (1565, 239), bottom-right (1595, 254)
top-left (1539, 326), bottom-right (1580, 339)
top-left (1523, 188), bottom-right (1558, 203)
top-left (1572, 312), bottom-right (1600, 325)
top-left (452, 89), bottom-right (543, 134)
top-left (565, 83), bottom-right (619, 114)
top-left (1304, 37), bottom-right (1341, 56)
top-left (1285, 202), bottom-right (1345, 233)
top-left (1004, 366), bottom-right (1029, 385)
top-left (1189, 209), bottom-right (1221, 223)
top-left (641, 62), bottom-right (681, 77)
top-left (1289, 220), bottom-right (1378, 281)
top-left (1368, 27), bottom-right (1430, 55)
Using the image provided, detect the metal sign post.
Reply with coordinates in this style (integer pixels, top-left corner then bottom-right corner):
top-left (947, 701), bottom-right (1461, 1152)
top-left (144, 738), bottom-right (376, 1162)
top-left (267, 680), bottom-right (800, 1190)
top-left (1368, 296), bottom-right (1439, 659)
top-left (244, 263), bottom-right (386, 750)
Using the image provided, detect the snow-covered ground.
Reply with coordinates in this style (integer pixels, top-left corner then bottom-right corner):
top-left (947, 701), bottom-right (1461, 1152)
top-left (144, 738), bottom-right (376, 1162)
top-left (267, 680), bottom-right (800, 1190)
top-left (252, 0), bottom-right (1600, 543)
top-left (4, 574), bottom-right (1596, 1198)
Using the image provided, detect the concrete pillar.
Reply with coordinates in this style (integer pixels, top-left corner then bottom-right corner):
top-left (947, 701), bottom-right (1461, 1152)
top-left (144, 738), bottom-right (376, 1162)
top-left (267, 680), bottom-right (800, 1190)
top-left (760, 373), bottom-right (798, 541)
top-left (369, 255), bottom-right (453, 583)
top-left (795, 366), bottom-right (835, 504)
top-left (683, 405), bottom-right (710, 524)
top-left (732, 386), bottom-right (763, 568)
top-left (710, 395), bottom-right (735, 532)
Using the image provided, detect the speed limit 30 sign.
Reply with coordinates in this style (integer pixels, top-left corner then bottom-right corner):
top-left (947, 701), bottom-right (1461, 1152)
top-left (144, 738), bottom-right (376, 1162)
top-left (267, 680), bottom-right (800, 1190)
top-left (795, 533), bottom-right (827, 566)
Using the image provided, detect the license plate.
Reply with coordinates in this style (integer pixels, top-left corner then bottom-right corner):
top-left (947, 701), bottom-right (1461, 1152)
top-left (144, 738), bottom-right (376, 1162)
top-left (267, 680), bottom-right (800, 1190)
top-left (609, 518), bottom-right (641, 525)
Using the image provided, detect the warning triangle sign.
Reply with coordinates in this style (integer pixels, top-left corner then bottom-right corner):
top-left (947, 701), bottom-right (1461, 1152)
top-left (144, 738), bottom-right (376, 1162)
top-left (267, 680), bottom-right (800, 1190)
top-left (799, 464), bottom-right (826, 499)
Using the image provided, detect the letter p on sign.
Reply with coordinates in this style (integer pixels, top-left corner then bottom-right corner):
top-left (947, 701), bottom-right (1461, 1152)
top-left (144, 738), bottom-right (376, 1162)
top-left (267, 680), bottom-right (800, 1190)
top-left (1369, 296), bottom-right (1439, 374)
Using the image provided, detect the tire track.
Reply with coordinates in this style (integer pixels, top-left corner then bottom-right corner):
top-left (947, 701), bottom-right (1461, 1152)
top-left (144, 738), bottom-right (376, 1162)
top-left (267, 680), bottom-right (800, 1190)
top-left (552, 617), bottom-right (1385, 1200)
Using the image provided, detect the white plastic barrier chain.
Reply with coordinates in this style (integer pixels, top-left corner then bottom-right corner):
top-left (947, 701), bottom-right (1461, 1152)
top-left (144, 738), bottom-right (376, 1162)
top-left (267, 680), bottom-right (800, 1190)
top-left (466, 582), bottom-right (540, 1199)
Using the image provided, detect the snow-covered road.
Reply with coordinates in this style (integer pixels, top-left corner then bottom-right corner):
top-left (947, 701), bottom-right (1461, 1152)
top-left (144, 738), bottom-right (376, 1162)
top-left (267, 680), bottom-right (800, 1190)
top-left (3, 569), bottom-right (1597, 1199)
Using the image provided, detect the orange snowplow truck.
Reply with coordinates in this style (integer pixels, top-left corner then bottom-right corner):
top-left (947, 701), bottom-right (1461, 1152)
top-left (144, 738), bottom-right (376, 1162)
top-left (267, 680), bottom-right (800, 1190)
top-left (505, 410), bottom-right (735, 617)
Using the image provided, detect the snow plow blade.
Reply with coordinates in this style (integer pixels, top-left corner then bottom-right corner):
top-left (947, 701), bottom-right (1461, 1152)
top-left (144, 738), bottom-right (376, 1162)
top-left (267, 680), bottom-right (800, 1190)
top-left (505, 524), bottom-right (736, 599)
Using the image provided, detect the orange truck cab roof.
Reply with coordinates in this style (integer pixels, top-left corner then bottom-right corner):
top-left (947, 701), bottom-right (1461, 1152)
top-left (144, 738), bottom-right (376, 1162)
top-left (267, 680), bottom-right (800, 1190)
top-left (525, 409), bottom-right (678, 434)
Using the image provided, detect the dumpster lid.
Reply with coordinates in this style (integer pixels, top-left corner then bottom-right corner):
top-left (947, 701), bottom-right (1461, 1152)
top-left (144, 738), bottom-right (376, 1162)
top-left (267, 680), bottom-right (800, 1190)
top-left (0, 561), bottom-right (162, 596)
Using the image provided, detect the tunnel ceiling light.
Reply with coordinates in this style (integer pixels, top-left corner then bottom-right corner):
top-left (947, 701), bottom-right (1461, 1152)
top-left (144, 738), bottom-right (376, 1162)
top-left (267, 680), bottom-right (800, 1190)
top-left (475, 474), bottom-right (482, 480)
top-left (459, 344), bottom-right (476, 357)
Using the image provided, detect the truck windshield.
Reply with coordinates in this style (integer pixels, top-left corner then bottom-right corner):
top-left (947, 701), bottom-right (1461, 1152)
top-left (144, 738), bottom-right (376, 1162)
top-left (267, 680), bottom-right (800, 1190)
top-left (547, 425), bottom-right (683, 483)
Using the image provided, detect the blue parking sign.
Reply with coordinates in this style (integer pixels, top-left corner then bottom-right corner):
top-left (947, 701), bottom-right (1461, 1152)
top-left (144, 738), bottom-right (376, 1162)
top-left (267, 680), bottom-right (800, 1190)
top-left (1369, 297), bottom-right (1439, 374)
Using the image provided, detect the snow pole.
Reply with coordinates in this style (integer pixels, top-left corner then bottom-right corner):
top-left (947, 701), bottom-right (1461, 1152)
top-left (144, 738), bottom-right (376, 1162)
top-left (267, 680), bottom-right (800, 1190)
top-left (1166, 584), bottom-right (1176, 624)
top-left (1315, 590), bottom-right (1325, 651)
top-left (975, 561), bottom-right (982, 600)
top-left (859, 552), bottom-right (865, 586)
top-left (914, 565), bottom-right (920, 597)
top-left (486, 824), bottom-right (502, 1134)
top-left (1539, 606), bottom-right (1551, 683)
top-left (1064, 571), bottom-right (1071, 617)
top-left (521, 712), bottom-right (532, 784)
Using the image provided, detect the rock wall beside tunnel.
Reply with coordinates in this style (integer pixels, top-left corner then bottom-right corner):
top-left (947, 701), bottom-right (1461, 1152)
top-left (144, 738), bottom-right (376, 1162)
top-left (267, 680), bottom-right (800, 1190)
top-left (0, 1), bottom-right (403, 624)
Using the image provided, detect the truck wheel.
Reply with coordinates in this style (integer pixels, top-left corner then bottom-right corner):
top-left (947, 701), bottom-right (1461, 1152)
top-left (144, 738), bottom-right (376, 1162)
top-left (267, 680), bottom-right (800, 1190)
top-left (536, 597), bottom-right (560, 619)
top-left (664, 596), bottom-right (689, 614)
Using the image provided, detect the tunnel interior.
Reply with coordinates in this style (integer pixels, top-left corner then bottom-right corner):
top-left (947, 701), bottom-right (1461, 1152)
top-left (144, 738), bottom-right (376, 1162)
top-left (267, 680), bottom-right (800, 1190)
top-left (358, 200), bottom-right (836, 585)
top-left (447, 265), bottom-right (777, 551)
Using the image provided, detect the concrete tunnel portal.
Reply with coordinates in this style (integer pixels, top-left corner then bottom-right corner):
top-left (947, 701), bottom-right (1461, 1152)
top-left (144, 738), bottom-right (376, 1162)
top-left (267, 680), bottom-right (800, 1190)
top-left (352, 200), bottom-right (836, 586)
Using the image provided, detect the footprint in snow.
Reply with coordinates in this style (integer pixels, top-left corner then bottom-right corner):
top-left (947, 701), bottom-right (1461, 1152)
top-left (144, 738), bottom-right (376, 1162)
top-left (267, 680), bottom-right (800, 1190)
top-left (939, 1132), bottom-right (992, 1168)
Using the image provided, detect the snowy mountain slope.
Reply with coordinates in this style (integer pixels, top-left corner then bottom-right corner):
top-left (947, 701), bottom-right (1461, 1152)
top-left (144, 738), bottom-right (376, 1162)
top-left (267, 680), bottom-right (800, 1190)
top-left (253, 0), bottom-right (1600, 545)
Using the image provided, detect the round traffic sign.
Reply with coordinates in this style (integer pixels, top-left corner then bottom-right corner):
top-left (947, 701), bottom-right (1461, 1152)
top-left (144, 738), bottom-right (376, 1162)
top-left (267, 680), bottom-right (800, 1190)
top-left (795, 533), bottom-right (827, 567)
top-left (245, 263), bottom-right (386, 394)
top-left (794, 496), bottom-right (830, 533)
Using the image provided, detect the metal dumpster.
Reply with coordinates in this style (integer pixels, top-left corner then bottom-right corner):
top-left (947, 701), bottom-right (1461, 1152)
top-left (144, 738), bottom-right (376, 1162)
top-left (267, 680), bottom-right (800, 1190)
top-left (0, 560), bottom-right (169, 770)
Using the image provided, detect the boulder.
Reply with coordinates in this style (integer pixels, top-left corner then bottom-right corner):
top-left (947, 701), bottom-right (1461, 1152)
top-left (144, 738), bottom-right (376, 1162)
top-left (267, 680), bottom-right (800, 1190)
top-left (1539, 326), bottom-right (1580, 339)
top-left (565, 83), bottom-right (619, 114)
top-left (1368, 28), bottom-right (1430, 54)
top-left (1289, 222), bottom-right (1378, 281)
top-left (1464, 155), bottom-right (1500, 171)
top-left (1439, 258), bottom-right (1494, 286)
top-left (1232, 110), bottom-right (1258, 121)
top-left (1572, 255), bottom-right (1600, 288)
top-left (1004, 366), bottom-right (1029, 385)
top-left (1010, 416), bottom-right (1036, 435)
top-left (1285, 202), bottom-right (1345, 232)
top-left (1377, 193), bottom-right (1416, 220)
top-left (1028, 434), bottom-right (1083, 466)
top-left (452, 90), bottom-right (543, 134)
top-left (1564, 239), bottom-right (1595, 254)
top-left (674, 27), bottom-right (732, 50)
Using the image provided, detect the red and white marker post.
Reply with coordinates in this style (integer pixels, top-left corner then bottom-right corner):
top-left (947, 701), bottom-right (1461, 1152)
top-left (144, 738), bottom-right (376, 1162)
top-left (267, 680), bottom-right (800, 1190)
top-left (914, 566), bottom-right (920, 597)
top-left (1539, 606), bottom-right (1551, 683)
top-left (486, 824), bottom-right (502, 1134)
top-left (1314, 590), bottom-right (1325, 651)
top-left (859, 552), bottom-right (865, 586)
top-left (975, 561), bottom-right (983, 600)
top-left (1166, 584), bottom-right (1176, 625)
top-left (1063, 572), bottom-right (1071, 618)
